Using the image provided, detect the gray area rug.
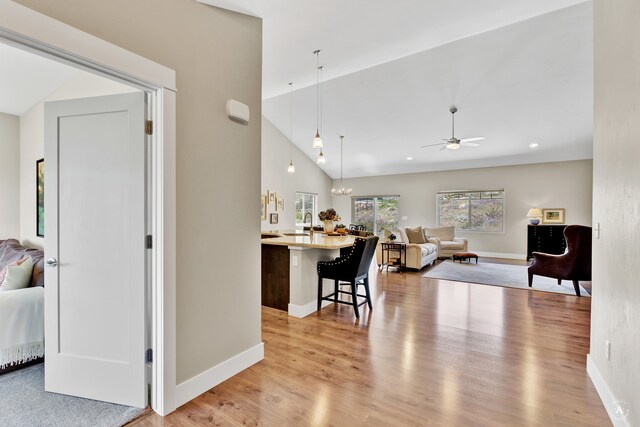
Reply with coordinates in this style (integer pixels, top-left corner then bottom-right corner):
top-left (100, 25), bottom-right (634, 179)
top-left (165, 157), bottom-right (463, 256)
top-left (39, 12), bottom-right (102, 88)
top-left (0, 363), bottom-right (144, 427)
top-left (423, 260), bottom-right (590, 297)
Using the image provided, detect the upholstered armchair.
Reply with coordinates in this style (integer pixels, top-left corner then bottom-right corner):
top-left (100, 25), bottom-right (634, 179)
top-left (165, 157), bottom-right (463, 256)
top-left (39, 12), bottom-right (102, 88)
top-left (424, 226), bottom-right (468, 258)
top-left (528, 225), bottom-right (592, 296)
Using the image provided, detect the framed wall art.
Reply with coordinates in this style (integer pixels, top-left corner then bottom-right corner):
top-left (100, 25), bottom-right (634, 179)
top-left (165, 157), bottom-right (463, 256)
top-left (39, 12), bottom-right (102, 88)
top-left (542, 208), bottom-right (565, 224)
top-left (36, 158), bottom-right (44, 237)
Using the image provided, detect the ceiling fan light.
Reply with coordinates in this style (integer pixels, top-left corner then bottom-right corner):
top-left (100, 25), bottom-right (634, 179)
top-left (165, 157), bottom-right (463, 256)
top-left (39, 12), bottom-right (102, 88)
top-left (446, 142), bottom-right (460, 150)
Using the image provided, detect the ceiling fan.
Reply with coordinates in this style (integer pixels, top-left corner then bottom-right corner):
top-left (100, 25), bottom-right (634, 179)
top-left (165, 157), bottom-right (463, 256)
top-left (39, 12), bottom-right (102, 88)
top-left (421, 106), bottom-right (485, 151)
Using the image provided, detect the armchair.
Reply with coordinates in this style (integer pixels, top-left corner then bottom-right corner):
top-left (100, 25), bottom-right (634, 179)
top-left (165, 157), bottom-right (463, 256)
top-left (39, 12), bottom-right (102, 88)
top-left (424, 226), bottom-right (468, 258)
top-left (528, 225), bottom-right (592, 296)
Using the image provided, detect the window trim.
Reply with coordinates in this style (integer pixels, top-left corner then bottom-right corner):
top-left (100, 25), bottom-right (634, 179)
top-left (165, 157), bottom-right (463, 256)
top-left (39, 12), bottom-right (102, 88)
top-left (295, 191), bottom-right (318, 227)
top-left (436, 189), bottom-right (506, 234)
top-left (351, 195), bottom-right (401, 236)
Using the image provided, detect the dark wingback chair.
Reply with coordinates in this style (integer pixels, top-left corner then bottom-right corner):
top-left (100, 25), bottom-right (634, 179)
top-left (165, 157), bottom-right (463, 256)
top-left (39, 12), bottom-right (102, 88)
top-left (317, 236), bottom-right (379, 318)
top-left (528, 225), bottom-right (592, 296)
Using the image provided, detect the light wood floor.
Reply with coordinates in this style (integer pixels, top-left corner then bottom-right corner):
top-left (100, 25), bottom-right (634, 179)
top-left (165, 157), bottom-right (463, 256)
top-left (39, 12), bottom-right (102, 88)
top-left (132, 259), bottom-right (608, 426)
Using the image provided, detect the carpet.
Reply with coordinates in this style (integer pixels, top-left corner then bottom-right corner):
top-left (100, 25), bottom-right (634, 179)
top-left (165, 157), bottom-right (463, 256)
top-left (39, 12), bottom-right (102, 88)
top-left (0, 363), bottom-right (144, 427)
top-left (423, 260), bottom-right (590, 297)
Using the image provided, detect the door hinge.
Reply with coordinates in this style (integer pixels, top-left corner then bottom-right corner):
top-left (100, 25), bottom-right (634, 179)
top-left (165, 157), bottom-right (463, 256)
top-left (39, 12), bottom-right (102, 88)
top-left (145, 120), bottom-right (153, 135)
top-left (146, 235), bottom-right (153, 249)
top-left (145, 348), bottom-right (153, 364)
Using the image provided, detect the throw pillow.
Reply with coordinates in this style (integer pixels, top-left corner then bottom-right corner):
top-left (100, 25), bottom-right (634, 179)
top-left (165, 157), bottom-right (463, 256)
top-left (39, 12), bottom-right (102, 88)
top-left (405, 226), bottom-right (427, 244)
top-left (0, 256), bottom-right (34, 292)
top-left (425, 226), bottom-right (455, 242)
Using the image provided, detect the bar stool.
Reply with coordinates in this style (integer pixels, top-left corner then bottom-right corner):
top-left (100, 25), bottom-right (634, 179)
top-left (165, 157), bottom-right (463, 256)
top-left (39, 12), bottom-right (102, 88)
top-left (317, 236), bottom-right (379, 318)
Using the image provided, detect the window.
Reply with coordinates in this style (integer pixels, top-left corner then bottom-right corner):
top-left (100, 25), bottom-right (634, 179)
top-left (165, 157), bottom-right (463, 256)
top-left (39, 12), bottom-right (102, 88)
top-left (296, 192), bottom-right (317, 226)
top-left (437, 190), bottom-right (504, 232)
top-left (352, 196), bottom-right (400, 236)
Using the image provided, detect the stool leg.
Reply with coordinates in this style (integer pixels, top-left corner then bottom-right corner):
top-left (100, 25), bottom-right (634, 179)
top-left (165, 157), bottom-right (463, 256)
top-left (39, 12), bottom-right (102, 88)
top-left (573, 280), bottom-right (581, 297)
top-left (350, 281), bottom-right (360, 319)
top-left (317, 276), bottom-right (323, 311)
top-left (334, 279), bottom-right (339, 302)
top-left (363, 276), bottom-right (373, 310)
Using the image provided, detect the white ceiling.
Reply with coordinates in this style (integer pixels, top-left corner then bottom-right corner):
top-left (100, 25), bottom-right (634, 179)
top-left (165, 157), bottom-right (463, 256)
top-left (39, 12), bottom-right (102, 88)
top-left (0, 43), bottom-right (80, 115)
top-left (204, 1), bottom-right (594, 179)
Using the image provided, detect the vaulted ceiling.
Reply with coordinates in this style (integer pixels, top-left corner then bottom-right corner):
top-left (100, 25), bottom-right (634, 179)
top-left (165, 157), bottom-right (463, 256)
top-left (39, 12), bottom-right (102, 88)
top-left (203, 1), bottom-right (593, 178)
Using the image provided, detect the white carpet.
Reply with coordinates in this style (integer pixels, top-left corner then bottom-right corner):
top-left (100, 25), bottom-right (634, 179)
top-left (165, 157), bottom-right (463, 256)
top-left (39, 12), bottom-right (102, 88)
top-left (0, 363), bottom-right (144, 427)
top-left (423, 260), bottom-right (590, 297)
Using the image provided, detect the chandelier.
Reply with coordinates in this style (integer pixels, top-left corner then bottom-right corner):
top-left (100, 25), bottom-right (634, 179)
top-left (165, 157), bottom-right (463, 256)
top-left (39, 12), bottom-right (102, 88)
top-left (331, 135), bottom-right (352, 196)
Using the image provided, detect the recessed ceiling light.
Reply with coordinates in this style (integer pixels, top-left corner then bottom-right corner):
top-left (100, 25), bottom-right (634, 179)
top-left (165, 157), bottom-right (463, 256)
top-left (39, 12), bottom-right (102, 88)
top-left (406, 156), bottom-right (413, 161)
top-left (529, 142), bottom-right (539, 148)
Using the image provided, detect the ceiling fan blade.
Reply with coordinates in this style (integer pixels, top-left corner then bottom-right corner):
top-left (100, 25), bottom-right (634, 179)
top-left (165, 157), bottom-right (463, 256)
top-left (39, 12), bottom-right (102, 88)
top-left (439, 145), bottom-right (447, 151)
top-left (460, 141), bottom-right (480, 147)
top-left (421, 143), bottom-right (445, 148)
top-left (460, 137), bottom-right (485, 143)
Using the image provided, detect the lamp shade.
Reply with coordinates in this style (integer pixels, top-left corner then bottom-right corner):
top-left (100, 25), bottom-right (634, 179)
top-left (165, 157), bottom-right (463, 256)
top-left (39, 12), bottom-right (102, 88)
top-left (527, 208), bottom-right (542, 218)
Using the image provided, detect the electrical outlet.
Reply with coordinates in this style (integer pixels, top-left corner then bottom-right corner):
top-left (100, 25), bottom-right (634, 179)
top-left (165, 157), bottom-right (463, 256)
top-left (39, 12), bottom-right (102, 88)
top-left (594, 222), bottom-right (600, 239)
top-left (292, 255), bottom-right (299, 267)
top-left (605, 340), bottom-right (611, 361)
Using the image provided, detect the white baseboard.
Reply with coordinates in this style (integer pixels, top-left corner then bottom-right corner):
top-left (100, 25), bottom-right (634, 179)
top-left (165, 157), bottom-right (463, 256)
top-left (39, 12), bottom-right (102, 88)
top-left (587, 354), bottom-right (632, 427)
top-left (174, 342), bottom-right (264, 408)
top-left (288, 299), bottom-right (332, 318)
top-left (474, 251), bottom-right (526, 260)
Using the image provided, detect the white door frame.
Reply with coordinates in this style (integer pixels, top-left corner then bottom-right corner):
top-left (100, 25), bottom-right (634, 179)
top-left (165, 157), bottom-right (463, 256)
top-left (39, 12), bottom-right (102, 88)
top-left (0, 0), bottom-right (177, 416)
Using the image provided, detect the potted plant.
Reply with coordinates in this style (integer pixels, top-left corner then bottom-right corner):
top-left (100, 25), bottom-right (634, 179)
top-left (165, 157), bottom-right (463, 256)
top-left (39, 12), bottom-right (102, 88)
top-left (318, 209), bottom-right (341, 233)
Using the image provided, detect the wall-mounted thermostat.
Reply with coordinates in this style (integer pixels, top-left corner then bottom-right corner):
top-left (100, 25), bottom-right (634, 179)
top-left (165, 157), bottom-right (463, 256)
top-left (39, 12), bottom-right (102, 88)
top-left (226, 99), bottom-right (250, 124)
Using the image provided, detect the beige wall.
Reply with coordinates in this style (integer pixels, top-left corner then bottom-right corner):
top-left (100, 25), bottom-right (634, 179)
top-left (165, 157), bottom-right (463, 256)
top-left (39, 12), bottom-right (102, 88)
top-left (15, 0), bottom-right (263, 384)
top-left (261, 117), bottom-right (332, 231)
top-left (0, 112), bottom-right (20, 240)
top-left (331, 160), bottom-right (593, 257)
top-left (19, 72), bottom-right (136, 249)
top-left (591, 1), bottom-right (639, 425)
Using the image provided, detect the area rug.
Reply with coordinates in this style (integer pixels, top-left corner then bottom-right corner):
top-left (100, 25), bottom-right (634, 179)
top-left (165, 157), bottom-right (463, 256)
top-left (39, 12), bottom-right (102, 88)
top-left (0, 363), bottom-right (144, 427)
top-left (423, 260), bottom-right (590, 297)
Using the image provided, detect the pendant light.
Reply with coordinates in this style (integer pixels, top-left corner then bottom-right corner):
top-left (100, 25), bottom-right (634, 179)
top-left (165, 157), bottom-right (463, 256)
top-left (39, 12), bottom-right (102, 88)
top-left (331, 136), bottom-right (352, 196)
top-left (316, 148), bottom-right (326, 164)
top-left (312, 50), bottom-right (323, 149)
top-left (287, 82), bottom-right (295, 173)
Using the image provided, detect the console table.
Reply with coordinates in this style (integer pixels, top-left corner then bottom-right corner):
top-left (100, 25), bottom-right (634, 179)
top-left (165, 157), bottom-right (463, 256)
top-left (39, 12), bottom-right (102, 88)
top-left (527, 225), bottom-right (567, 261)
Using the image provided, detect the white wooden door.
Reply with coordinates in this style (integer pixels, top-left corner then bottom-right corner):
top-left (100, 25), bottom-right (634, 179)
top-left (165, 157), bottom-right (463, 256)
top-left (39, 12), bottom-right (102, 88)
top-left (44, 92), bottom-right (147, 408)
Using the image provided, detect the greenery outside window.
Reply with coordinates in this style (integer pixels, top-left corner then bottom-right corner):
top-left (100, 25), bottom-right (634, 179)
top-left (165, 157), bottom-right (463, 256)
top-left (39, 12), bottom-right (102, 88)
top-left (296, 192), bottom-right (317, 226)
top-left (437, 190), bottom-right (504, 232)
top-left (352, 196), bottom-right (400, 236)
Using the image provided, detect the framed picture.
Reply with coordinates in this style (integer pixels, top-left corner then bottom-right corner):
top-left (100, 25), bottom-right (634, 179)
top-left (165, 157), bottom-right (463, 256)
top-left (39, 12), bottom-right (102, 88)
top-left (268, 191), bottom-right (276, 204)
top-left (542, 208), bottom-right (565, 224)
top-left (269, 213), bottom-right (278, 224)
top-left (36, 158), bottom-right (44, 237)
top-left (261, 195), bottom-right (268, 220)
top-left (276, 197), bottom-right (285, 212)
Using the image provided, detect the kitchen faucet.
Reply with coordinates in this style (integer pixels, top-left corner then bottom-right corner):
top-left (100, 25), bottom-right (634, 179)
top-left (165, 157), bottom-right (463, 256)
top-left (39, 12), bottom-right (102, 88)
top-left (303, 212), bottom-right (313, 230)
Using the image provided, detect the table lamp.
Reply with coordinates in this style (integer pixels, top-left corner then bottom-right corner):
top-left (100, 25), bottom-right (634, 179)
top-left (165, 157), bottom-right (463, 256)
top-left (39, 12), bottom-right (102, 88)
top-left (527, 208), bottom-right (543, 225)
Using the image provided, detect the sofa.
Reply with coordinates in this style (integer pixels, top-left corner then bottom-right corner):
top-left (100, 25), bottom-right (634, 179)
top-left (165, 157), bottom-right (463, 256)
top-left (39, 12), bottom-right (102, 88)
top-left (0, 239), bottom-right (45, 373)
top-left (376, 227), bottom-right (438, 270)
top-left (424, 226), bottom-right (468, 258)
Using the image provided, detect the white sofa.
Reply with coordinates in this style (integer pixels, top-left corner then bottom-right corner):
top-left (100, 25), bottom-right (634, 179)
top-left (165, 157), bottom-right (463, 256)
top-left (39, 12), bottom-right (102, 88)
top-left (376, 228), bottom-right (438, 270)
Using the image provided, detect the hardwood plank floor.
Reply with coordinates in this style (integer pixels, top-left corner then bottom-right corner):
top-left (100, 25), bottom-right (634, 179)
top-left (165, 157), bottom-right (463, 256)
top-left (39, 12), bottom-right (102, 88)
top-left (132, 260), bottom-right (609, 426)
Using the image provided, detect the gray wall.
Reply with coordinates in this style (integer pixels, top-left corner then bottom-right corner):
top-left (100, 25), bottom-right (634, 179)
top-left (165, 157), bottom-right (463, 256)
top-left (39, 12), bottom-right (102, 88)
top-left (261, 117), bottom-right (332, 231)
top-left (331, 160), bottom-right (593, 257)
top-left (15, 0), bottom-right (263, 384)
top-left (591, 1), bottom-right (639, 425)
top-left (0, 112), bottom-right (20, 239)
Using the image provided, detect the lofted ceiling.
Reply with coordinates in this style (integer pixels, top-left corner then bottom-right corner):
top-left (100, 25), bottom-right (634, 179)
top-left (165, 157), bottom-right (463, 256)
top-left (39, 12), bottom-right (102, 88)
top-left (0, 43), bottom-right (80, 115)
top-left (203, 1), bottom-right (593, 179)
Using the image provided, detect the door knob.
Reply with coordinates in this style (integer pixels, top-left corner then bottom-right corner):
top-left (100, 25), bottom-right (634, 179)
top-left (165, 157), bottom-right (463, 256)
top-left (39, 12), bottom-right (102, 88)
top-left (45, 258), bottom-right (58, 267)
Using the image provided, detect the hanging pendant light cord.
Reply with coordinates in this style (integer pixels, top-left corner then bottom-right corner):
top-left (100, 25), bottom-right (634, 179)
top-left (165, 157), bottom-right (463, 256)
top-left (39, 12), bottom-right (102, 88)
top-left (315, 50), bottom-right (320, 133)
top-left (340, 136), bottom-right (344, 187)
top-left (319, 65), bottom-right (323, 137)
top-left (289, 82), bottom-right (294, 162)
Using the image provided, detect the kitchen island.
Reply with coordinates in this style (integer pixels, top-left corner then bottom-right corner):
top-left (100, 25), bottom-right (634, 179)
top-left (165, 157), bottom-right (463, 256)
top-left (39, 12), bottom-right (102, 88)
top-left (261, 232), bottom-right (358, 318)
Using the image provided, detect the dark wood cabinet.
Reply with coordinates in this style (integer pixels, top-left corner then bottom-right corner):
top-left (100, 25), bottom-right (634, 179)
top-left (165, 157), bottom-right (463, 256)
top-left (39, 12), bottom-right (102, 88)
top-left (527, 225), bottom-right (567, 260)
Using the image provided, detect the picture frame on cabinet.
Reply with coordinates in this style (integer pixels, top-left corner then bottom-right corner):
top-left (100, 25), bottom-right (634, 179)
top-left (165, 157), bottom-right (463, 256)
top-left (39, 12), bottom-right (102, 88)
top-left (542, 208), bottom-right (565, 224)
